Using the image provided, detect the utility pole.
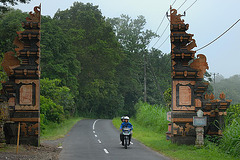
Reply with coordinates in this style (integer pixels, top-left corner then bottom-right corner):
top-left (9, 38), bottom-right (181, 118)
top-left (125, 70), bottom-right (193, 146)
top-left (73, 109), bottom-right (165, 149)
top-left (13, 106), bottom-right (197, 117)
top-left (212, 73), bottom-right (219, 95)
top-left (144, 52), bottom-right (147, 102)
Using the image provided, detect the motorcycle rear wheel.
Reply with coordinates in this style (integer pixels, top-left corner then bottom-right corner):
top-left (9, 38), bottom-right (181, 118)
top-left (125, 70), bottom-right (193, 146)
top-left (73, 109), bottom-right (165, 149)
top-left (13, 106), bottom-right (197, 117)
top-left (124, 137), bottom-right (128, 149)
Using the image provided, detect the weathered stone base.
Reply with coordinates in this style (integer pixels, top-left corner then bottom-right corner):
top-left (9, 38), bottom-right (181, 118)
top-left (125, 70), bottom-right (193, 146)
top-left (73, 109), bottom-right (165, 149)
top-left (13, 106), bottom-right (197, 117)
top-left (4, 122), bottom-right (40, 146)
top-left (0, 122), bottom-right (5, 144)
top-left (171, 136), bottom-right (196, 145)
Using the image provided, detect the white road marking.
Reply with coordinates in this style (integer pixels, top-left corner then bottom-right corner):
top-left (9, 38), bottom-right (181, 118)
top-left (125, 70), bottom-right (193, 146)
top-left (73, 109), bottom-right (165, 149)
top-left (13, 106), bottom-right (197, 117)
top-left (92, 119), bottom-right (99, 130)
top-left (95, 134), bottom-right (98, 137)
top-left (104, 148), bottom-right (109, 154)
top-left (98, 139), bottom-right (102, 143)
top-left (93, 131), bottom-right (95, 133)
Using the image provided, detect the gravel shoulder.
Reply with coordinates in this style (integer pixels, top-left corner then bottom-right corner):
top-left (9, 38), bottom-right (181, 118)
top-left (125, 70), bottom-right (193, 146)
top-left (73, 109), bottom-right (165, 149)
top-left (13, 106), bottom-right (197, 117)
top-left (0, 138), bottom-right (63, 160)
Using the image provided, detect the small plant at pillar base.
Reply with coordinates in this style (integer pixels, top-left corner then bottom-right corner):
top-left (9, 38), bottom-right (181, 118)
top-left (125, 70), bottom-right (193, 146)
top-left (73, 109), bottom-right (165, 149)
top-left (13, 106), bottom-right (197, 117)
top-left (219, 104), bottom-right (240, 158)
top-left (225, 104), bottom-right (240, 122)
top-left (205, 135), bottom-right (221, 145)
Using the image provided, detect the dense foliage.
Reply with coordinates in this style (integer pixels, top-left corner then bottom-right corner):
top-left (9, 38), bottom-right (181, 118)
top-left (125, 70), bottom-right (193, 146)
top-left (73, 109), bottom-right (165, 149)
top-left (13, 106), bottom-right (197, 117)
top-left (0, 0), bottom-right (31, 13)
top-left (0, 53), bottom-right (7, 90)
top-left (212, 74), bottom-right (240, 104)
top-left (40, 78), bottom-right (75, 132)
top-left (108, 15), bottom-right (171, 115)
top-left (0, 2), bottom-right (171, 118)
top-left (134, 101), bottom-right (169, 133)
top-left (0, 2), bottom-right (239, 158)
top-left (0, 9), bottom-right (26, 89)
top-left (220, 104), bottom-right (240, 157)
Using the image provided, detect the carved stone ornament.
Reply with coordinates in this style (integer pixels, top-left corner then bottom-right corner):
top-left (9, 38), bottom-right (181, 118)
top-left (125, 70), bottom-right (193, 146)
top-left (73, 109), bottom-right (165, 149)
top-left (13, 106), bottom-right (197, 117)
top-left (186, 39), bottom-right (197, 51)
top-left (1, 51), bottom-right (20, 76)
top-left (170, 8), bottom-right (185, 24)
top-left (26, 5), bottom-right (41, 22)
top-left (209, 93), bottom-right (215, 100)
top-left (204, 93), bottom-right (209, 100)
top-left (219, 92), bottom-right (226, 100)
top-left (190, 54), bottom-right (209, 78)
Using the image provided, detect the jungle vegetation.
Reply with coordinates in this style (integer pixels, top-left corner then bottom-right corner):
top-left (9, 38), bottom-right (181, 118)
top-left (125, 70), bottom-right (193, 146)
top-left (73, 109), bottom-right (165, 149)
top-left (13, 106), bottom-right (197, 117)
top-left (0, 2), bottom-right (239, 158)
top-left (0, 2), bottom-right (171, 120)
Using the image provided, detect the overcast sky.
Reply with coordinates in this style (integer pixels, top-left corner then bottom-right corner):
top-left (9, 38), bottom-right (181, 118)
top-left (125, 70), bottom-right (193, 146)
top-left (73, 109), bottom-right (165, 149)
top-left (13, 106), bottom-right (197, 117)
top-left (12, 0), bottom-right (240, 78)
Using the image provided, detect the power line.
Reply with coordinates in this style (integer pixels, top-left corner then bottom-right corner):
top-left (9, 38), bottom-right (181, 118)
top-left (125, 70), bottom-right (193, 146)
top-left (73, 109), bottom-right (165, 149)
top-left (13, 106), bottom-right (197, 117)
top-left (184, 0), bottom-right (197, 12)
top-left (151, 21), bottom-right (170, 48)
top-left (157, 0), bottom-right (198, 50)
top-left (151, 0), bottom-right (189, 49)
top-left (155, 0), bottom-right (177, 34)
top-left (177, 0), bottom-right (187, 10)
top-left (157, 35), bottom-right (170, 49)
top-left (170, 0), bottom-right (178, 9)
top-left (195, 19), bottom-right (240, 52)
top-left (147, 0), bottom-right (177, 49)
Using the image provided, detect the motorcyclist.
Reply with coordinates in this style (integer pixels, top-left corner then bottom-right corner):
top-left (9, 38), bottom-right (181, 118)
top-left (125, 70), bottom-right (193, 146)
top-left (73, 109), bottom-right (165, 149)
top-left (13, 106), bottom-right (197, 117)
top-left (121, 116), bottom-right (124, 122)
top-left (120, 116), bottom-right (133, 145)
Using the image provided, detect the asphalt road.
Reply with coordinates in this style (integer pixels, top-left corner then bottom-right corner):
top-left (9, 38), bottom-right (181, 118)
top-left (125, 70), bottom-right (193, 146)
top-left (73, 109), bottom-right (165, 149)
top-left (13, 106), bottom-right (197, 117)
top-left (59, 119), bottom-right (170, 160)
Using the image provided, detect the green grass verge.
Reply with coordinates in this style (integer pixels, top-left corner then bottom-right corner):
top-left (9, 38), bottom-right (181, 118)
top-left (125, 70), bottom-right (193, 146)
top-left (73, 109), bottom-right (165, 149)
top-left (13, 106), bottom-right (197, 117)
top-left (112, 118), bottom-right (237, 160)
top-left (41, 117), bottom-right (83, 141)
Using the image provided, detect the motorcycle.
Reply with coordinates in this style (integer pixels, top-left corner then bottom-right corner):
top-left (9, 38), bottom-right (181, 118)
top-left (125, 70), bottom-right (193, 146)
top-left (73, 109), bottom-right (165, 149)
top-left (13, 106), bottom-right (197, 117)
top-left (122, 127), bottom-right (131, 149)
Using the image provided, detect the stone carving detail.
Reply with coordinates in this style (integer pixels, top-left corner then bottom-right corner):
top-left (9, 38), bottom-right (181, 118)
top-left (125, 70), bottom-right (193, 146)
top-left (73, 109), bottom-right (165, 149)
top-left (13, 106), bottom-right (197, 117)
top-left (186, 39), bottom-right (197, 51)
top-left (190, 54), bottom-right (209, 78)
top-left (170, 9), bottom-right (185, 24)
top-left (219, 92), bottom-right (226, 100)
top-left (19, 85), bottom-right (33, 105)
top-left (26, 6), bottom-right (41, 22)
top-left (1, 51), bottom-right (20, 76)
top-left (179, 86), bottom-right (191, 105)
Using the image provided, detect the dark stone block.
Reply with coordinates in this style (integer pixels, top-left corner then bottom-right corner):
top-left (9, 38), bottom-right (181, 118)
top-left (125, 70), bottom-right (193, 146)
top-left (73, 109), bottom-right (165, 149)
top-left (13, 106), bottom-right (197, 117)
top-left (171, 136), bottom-right (195, 145)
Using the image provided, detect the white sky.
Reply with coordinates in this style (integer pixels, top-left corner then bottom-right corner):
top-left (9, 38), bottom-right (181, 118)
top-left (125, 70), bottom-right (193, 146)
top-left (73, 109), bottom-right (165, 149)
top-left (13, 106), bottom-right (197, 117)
top-left (12, 0), bottom-right (240, 78)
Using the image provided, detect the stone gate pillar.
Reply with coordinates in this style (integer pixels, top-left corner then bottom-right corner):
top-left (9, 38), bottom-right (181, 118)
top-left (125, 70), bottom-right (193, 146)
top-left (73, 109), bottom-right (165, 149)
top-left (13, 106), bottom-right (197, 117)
top-left (169, 7), bottom-right (231, 145)
top-left (1, 5), bottom-right (41, 146)
top-left (169, 7), bottom-right (209, 144)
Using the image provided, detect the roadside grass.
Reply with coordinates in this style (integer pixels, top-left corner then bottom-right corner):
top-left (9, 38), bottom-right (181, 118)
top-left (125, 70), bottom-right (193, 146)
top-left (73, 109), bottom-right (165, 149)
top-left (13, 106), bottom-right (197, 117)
top-left (41, 117), bottom-right (83, 140)
top-left (112, 118), bottom-right (237, 160)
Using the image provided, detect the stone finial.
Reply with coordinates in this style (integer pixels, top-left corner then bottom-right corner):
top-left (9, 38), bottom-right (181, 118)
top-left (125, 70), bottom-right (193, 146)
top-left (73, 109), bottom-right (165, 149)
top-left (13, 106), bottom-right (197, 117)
top-left (170, 8), bottom-right (185, 24)
top-left (26, 5), bottom-right (41, 22)
top-left (204, 93), bottom-right (209, 100)
top-left (219, 92), bottom-right (226, 100)
top-left (197, 109), bottom-right (204, 117)
top-left (209, 93), bottom-right (215, 100)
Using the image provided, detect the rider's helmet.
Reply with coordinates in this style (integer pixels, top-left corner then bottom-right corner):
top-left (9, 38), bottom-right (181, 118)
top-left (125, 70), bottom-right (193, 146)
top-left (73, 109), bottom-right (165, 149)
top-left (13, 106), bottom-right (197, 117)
top-left (124, 116), bottom-right (130, 120)
top-left (121, 116), bottom-right (124, 121)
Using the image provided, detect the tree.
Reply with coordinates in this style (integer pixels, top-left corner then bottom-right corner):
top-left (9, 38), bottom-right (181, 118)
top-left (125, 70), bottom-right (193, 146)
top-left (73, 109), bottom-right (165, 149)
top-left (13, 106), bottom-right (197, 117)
top-left (40, 78), bottom-right (75, 116)
top-left (213, 75), bottom-right (240, 104)
top-left (108, 15), bottom-right (165, 115)
top-left (0, 52), bottom-right (7, 90)
top-left (146, 49), bottom-right (171, 104)
top-left (0, 9), bottom-right (27, 53)
top-left (40, 95), bottom-right (65, 124)
top-left (1, 0), bottom-right (31, 13)
top-left (0, 9), bottom-right (27, 89)
top-left (40, 15), bottom-right (81, 96)
top-left (53, 2), bottom-right (124, 118)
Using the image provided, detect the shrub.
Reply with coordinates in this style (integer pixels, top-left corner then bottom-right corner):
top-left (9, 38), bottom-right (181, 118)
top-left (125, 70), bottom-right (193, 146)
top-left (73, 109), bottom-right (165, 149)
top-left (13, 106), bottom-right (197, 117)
top-left (220, 104), bottom-right (240, 158)
top-left (40, 95), bottom-right (65, 124)
top-left (135, 101), bottom-right (169, 133)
